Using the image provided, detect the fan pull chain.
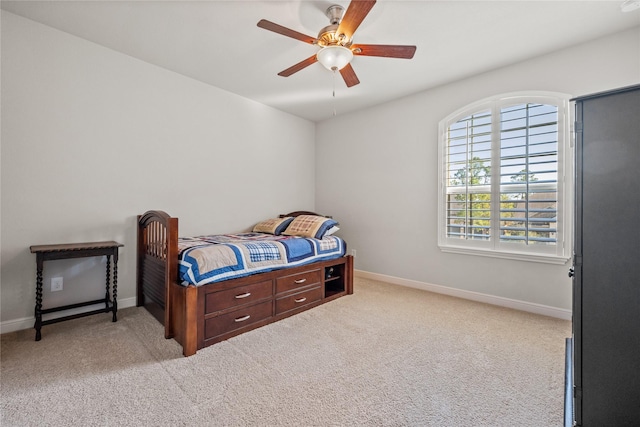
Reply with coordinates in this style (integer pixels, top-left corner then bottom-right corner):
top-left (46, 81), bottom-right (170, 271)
top-left (332, 69), bottom-right (337, 116)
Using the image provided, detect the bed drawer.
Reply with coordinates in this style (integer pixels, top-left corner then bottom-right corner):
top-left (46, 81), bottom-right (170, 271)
top-left (275, 285), bottom-right (322, 315)
top-left (276, 269), bottom-right (322, 294)
top-left (204, 300), bottom-right (273, 339)
top-left (204, 280), bottom-right (272, 314)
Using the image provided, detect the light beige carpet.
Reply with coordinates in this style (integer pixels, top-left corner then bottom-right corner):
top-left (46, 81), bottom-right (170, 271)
top-left (1, 278), bottom-right (571, 426)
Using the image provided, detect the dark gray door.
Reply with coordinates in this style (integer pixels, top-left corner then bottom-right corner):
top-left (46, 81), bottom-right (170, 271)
top-left (574, 86), bottom-right (640, 426)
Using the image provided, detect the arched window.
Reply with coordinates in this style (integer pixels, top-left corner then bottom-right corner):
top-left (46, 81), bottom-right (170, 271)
top-left (438, 93), bottom-right (571, 263)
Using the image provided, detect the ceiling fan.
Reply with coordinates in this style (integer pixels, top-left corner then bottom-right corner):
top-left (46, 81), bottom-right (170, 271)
top-left (257, 0), bottom-right (416, 88)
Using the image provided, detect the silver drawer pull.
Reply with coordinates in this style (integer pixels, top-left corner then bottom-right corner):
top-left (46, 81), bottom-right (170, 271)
top-left (294, 279), bottom-right (306, 284)
top-left (234, 315), bottom-right (251, 322)
top-left (235, 292), bottom-right (252, 299)
top-left (294, 297), bottom-right (307, 303)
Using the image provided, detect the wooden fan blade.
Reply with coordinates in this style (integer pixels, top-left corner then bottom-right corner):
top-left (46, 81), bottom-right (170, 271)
top-left (336, 0), bottom-right (376, 42)
top-left (257, 19), bottom-right (317, 44)
top-left (352, 44), bottom-right (416, 59)
top-left (278, 55), bottom-right (318, 77)
top-left (339, 63), bottom-right (360, 87)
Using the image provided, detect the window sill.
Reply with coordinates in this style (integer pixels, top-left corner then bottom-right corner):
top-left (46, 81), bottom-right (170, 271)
top-left (439, 245), bottom-right (570, 265)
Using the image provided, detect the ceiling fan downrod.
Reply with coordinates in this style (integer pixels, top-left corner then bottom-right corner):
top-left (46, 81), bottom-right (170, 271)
top-left (325, 5), bottom-right (344, 25)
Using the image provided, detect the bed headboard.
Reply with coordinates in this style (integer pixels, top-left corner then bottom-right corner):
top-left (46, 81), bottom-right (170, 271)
top-left (279, 211), bottom-right (333, 219)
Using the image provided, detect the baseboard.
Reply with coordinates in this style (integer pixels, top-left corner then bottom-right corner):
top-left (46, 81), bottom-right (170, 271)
top-left (3, 275), bottom-right (571, 333)
top-left (0, 297), bottom-right (138, 335)
top-left (355, 270), bottom-right (572, 320)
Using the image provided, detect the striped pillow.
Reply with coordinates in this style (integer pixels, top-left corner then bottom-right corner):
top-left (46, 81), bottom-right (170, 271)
top-left (282, 215), bottom-right (339, 239)
top-left (252, 217), bottom-right (294, 235)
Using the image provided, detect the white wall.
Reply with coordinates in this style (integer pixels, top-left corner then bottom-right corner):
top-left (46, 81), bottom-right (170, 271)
top-left (316, 27), bottom-right (640, 313)
top-left (1, 12), bottom-right (316, 327)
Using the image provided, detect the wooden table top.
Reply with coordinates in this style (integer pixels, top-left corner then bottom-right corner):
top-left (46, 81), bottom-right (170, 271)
top-left (30, 241), bottom-right (123, 253)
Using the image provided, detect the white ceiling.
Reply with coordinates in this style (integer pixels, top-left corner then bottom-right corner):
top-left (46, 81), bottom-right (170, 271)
top-left (2, 1), bottom-right (639, 122)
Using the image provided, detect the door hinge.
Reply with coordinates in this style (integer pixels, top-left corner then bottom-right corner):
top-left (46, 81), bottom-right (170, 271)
top-left (573, 385), bottom-right (581, 397)
top-left (571, 121), bottom-right (582, 148)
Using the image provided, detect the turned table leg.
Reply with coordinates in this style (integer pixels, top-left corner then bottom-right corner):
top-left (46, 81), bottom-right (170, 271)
top-left (34, 256), bottom-right (43, 341)
top-left (112, 251), bottom-right (118, 322)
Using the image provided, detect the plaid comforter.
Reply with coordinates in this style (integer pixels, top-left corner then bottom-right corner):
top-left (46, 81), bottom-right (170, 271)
top-left (178, 233), bottom-right (345, 286)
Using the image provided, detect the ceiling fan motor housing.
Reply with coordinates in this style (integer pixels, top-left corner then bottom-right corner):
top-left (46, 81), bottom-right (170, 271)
top-left (318, 24), bottom-right (350, 47)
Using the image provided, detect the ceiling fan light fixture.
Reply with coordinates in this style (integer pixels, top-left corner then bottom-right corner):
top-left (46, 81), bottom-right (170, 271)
top-left (317, 45), bottom-right (353, 71)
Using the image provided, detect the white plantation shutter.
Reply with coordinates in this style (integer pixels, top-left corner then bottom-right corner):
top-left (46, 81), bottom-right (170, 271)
top-left (438, 93), bottom-right (570, 263)
top-left (445, 110), bottom-right (492, 241)
top-left (499, 103), bottom-right (559, 245)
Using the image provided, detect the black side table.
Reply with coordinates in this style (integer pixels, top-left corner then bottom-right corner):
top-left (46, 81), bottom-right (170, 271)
top-left (29, 241), bottom-right (123, 341)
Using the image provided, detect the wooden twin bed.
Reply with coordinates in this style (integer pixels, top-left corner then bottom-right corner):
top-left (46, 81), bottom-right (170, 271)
top-left (136, 210), bottom-right (353, 356)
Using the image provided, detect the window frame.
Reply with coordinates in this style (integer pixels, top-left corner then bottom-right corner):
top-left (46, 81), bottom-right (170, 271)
top-left (437, 92), bottom-right (572, 264)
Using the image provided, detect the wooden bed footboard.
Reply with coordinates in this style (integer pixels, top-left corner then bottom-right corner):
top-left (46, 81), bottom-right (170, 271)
top-left (137, 210), bottom-right (198, 356)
